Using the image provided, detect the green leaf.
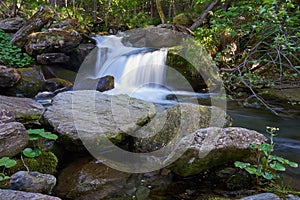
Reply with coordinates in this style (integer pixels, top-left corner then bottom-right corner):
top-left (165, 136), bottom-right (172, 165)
top-left (39, 131), bottom-right (58, 140)
top-left (0, 173), bottom-right (10, 181)
top-left (262, 172), bottom-right (273, 180)
top-left (286, 161), bottom-right (298, 168)
top-left (245, 166), bottom-right (260, 175)
top-left (234, 161), bottom-right (250, 169)
top-left (22, 148), bottom-right (41, 158)
top-left (27, 129), bottom-right (58, 140)
top-left (0, 157), bottom-right (17, 168)
top-left (270, 162), bottom-right (286, 171)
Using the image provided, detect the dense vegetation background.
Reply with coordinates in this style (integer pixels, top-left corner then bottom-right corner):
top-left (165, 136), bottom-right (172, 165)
top-left (1, 0), bottom-right (299, 114)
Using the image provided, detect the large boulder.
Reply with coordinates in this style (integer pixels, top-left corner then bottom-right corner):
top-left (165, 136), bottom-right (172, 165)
top-left (0, 65), bottom-right (21, 88)
top-left (0, 17), bottom-right (26, 32)
top-left (121, 26), bottom-right (187, 48)
top-left (4, 67), bottom-right (45, 98)
top-left (54, 157), bottom-right (132, 200)
top-left (37, 53), bottom-right (70, 65)
top-left (10, 171), bottom-right (56, 194)
top-left (55, 157), bottom-right (173, 200)
top-left (0, 95), bottom-right (44, 124)
top-left (11, 6), bottom-right (56, 47)
top-left (0, 189), bottom-right (61, 200)
top-left (169, 127), bottom-right (266, 177)
top-left (134, 103), bottom-right (231, 153)
top-left (0, 122), bottom-right (28, 157)
top-left (42, 90), bottom-right (156, 151)
top-left (25, 27), bottom-right (82, 56)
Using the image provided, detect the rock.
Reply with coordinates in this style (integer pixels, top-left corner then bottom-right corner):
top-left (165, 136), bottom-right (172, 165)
top-left (42, 90), bottom-right (156, 151)
top-left (54, 157), bottom-right (132, 200)
top-left (0, 94), bottom-right (44, 124)
top-left (0, 122), bottom-right (28, 157)
top-left (7, 152), bottom-right (58, 175)
top-left (169, 127), bottom-right (266, 177)
top-left (0, 17), bottom-right (26, 32)
top-left (96, 75), bottom-right (114, 92)
top-left (4, 67), bottom-right (45, 98)
top-left (50, 20), bottom-right (73, 29)
top-left (173, 13), bottom-right (193, 26)
top-left (12, 6), bottom-right (55, 47)
top-left (37, 53), bottom-right (70, 65)
top-left (286, 194), bottom-right (300, 200)
top-left (121, 26), bottom-right (187, 48)
top-left (25, 27), bottom-right (82, 56)
top-left (67, 43), bottom-right (96, 71)
top-left (0, 189), bottom-right (61, 200)
top-left (134, 103), bottom-right (231, 153)
top-left (10, 171), bottom-right (56, 194)
top-left (43, 78), bottom-right (73, 92)
top-left (0, 109), bottom-right (15, 123)
top-left (0, 65), bottom-right (21, 87)
top-left (239, 193), bottom-right (281, 200)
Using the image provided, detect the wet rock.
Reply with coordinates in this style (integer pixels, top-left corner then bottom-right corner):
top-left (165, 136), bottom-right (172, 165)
top-left (12, 6), bottom-right (55, 47)
top-left (96, 75), bottom-right (114, 92)
top-left (0, 122), bottom-right (28, 157)
top-left (239, 193), bottom-right (281, 200)
top-left (67, 43), bottom-right (96, 71)
top-left (169, 127), bottom-right (266, 177)
top-left (55, 157), bottom-right (132, 200)
top-left (286, 194), bottom-right (300, 200)
top-left (0, 17), bottom-right (26, 32)
top-left (134, 103), bottom-right (231, 153)
top-left (25, 27), bottom-right (82, 56)
top-left (0, 189), bottom-right (61, 200)
top-left (4, 67), bottom-right (45, 98)
top-left (10, 171), bottom-right (56, 194)
top-left (0, 65), bottom-right (21, 87)
top-left (43, 78), bottom-right (73, 92)
top-left (121, 26), bottom-right (187, 48)
top-left (37, 53), bottom-right (70, 65)
top-left (0, 94), bottom-right (44, 125)
top-left (42, 90), bottom-right (156, 151)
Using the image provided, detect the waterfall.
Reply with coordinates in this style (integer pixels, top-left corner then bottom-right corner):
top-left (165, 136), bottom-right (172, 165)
top-left (93, 35), bottom-right (168, 90)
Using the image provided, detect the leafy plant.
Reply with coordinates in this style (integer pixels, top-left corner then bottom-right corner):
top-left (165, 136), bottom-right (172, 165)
top-left (235, 126), bottom-right (298, 186)
top-left (0, 157), bottom-right (17, 181)
top-left (22, 129), bottom-right (58, 158)
top-left (0, 29), bottom-right (33, 68)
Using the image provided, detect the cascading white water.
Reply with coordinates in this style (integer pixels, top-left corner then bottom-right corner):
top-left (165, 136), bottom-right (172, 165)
top-left (89, 35), bottom-right (172, 102)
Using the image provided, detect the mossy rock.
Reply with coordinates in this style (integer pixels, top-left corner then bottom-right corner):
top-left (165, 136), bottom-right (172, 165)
top-left (173, 13), bottom-right (193, 26)
top-left (7, 151), bottom-right (58, 175)
top-left (5, 66), bottom-right (45, 98)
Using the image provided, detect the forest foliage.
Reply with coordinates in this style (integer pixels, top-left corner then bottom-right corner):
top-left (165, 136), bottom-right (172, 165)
top-left (1, 0), bottom-right (299, 114)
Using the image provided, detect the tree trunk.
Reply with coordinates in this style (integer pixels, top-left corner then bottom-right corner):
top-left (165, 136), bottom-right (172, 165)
top-left (156, 0), bottom-right (166, 24)
top-left (189, 0), bottom-right (219, 31)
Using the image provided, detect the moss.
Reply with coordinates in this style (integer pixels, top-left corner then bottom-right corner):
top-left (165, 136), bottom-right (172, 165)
top-left (8, 151), bottom-right (58, 175)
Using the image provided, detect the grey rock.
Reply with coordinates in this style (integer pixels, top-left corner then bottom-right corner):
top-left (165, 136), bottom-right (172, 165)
top-left (4, 67), bottom-right (45, 98)
top-left (42, 90), bottom-right (156, 151)
top-left (0, 109), bottom-right (15, 123)
top-left (0, 122), bottom-right (28, 157)
top-left (0, 189), bottom-right (61, 200)
top-left (0, 94), bottom-right (44, 124)
top-left (121, 26), bottom-right (187, 48)
top-left (0, 17), bottom-right (26, 32)
top-left (134, 103), bottom-right (231, 153)
top-left (37, 53), bottom-right (70, 65)
top-left (169, 127), bottom-right (266, 177)
top-left (0, 65), bottom-right (21, 87)
top-left (25, 27), bottom-right (82, 56)
top-left (10, 171), bottom-right (56, 194)
top-left (286, 194), bottom-right (300, 200)
top-left (239, 193), bottom-right (281, 200)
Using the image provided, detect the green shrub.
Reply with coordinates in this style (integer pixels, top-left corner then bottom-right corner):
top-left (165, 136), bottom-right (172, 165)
top-left (0, 29), bottom-right (33, 68)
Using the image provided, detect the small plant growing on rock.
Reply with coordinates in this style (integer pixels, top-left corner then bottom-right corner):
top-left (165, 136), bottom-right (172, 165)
top-left (0, 157), bottom-right (16, 182)
top-left (234, 126), bottom-right (298, 186)
top-left (22, 129), bottom-right (58, 158)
